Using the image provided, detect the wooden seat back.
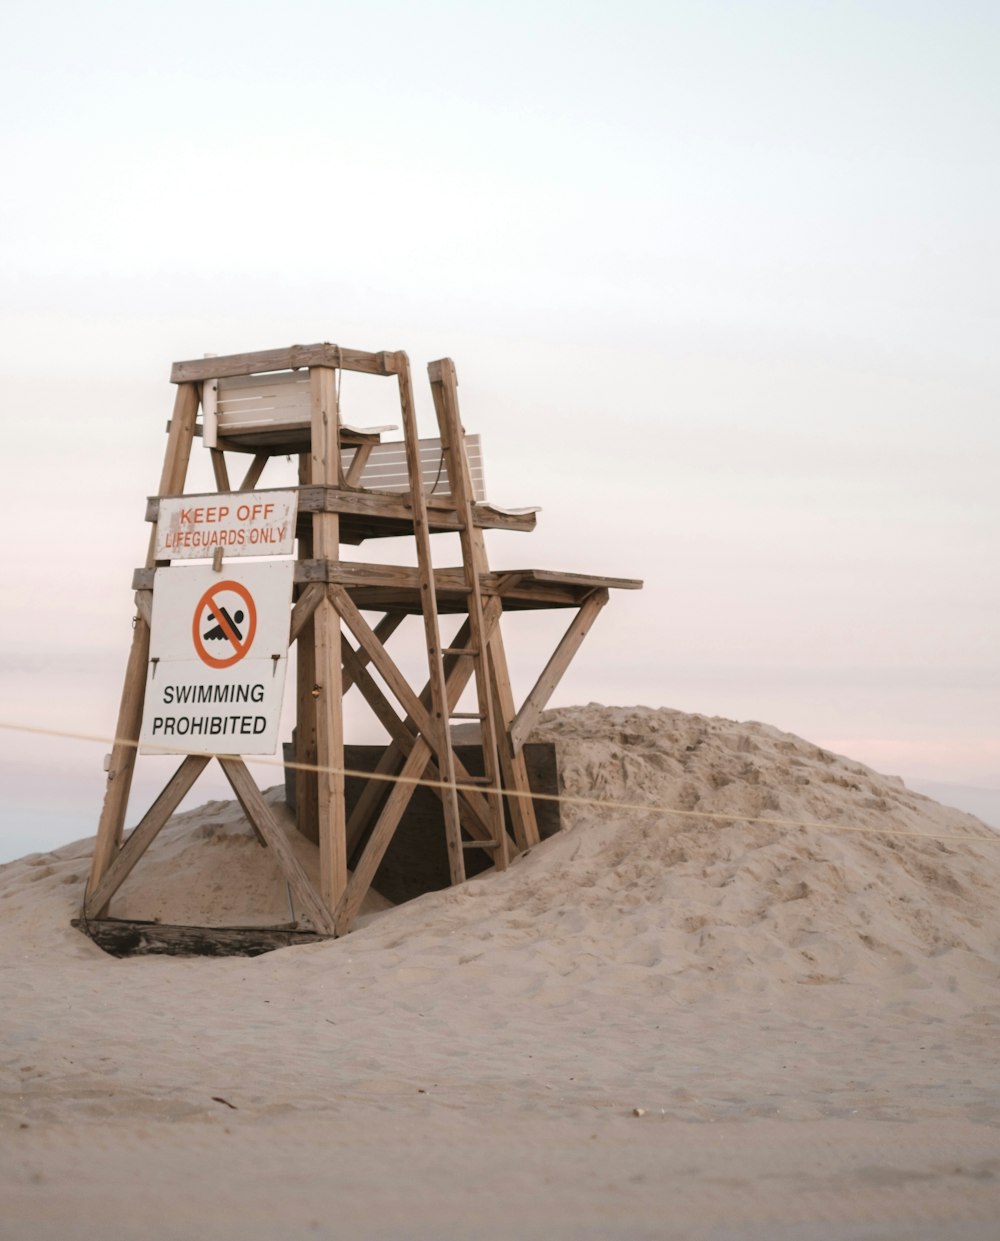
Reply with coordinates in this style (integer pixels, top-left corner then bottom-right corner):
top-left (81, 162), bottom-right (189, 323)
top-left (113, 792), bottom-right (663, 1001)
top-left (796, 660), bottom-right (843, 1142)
top-left (349, 435), bottom-right (485, 502)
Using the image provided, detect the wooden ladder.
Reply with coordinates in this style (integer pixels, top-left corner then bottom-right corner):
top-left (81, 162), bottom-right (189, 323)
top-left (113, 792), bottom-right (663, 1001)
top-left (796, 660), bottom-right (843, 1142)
top-left (396, 355), bottom-right (492, 885)
top-left (428, 358), bottom-right (510, 875)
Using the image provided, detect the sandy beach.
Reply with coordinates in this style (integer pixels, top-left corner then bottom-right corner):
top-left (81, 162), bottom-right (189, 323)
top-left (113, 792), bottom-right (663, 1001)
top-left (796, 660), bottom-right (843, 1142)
top-left (2, 705), bottom-right (999, 1240)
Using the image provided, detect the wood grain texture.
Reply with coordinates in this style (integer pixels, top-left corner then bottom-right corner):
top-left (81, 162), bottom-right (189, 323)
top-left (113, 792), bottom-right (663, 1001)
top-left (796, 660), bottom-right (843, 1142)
top-left (294, 454), bottom-right (319, 844)
top-left (239, 453), bottom-right (269, 492)
top-left (288, 582), bottom-right (325, 647)
top-left (146, 486), bottom-right (535, 535)
top-left (171, 344), bottom-right (400, 383)
top-left (309, 367), bottom-right (347, 912)
top-left (75, 918), bottom-right (326, 957)
top-left (209, 447), bottom-right (231, 492)
top-left (341, 598), bottom-right (504, 901)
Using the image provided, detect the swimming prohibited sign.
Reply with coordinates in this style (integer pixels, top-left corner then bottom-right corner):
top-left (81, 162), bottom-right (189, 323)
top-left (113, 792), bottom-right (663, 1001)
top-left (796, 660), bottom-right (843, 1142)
top-left (139, 562), bottom-right (294, 756)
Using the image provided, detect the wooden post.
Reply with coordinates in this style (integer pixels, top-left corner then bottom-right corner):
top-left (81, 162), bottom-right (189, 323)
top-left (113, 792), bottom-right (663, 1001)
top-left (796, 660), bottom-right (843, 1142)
top-left (88, 382), bottom-right (200, 898)
top-left (428, 358), bottom-right (540, 853)
top-left (295, 454), bottom-right (320, 844)
top-left (309, 366), bottom-right (347, 913)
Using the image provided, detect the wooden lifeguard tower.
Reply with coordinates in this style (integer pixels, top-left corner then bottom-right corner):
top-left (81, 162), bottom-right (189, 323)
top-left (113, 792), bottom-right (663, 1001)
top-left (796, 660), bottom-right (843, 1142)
top-left (82, 343), bottom-right (641, 953)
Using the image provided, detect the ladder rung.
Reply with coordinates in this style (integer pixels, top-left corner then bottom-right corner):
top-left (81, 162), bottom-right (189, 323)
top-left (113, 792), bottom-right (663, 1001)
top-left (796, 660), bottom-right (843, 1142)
top-left (450, 711), bottom-right (485, 720)
top-left (459, 776), bottom-right (494, 786)
top-left (462, 839), bottom-right (501, 849)
top-left (442, 646), bottom-right (479, 656)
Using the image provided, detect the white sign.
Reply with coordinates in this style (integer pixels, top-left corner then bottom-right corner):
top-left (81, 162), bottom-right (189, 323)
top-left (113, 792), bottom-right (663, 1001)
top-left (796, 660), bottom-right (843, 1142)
top-left (154, 489), bottom-right (297, 560)
top-left (139, 562), bottom-right (295, 756)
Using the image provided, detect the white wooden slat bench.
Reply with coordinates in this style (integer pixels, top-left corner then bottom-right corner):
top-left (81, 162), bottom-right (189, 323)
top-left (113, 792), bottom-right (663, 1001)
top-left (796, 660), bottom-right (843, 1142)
top-left (207, 370), bottom-right (535, 514)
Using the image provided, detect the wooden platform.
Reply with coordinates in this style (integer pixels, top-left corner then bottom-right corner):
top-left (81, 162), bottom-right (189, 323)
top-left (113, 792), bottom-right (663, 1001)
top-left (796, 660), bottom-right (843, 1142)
top-left (147, 486), bottom-right (539, 545)
top-left (133, 563), bottom-right (640, 612)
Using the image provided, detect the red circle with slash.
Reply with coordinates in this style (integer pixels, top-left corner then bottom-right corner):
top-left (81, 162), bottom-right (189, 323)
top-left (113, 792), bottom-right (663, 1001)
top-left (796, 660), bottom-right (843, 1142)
top-left (192, 580), bottom-right (257, 669)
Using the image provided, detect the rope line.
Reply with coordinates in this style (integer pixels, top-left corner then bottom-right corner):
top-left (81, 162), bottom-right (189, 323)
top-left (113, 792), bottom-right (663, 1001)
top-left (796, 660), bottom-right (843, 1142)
top-left (0, 718), bottom-right (996, 847)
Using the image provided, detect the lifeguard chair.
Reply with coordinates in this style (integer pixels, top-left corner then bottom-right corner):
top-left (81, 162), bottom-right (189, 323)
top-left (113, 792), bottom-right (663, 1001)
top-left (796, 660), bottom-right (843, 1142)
top-left (83, 343), bottom-right (641, 952)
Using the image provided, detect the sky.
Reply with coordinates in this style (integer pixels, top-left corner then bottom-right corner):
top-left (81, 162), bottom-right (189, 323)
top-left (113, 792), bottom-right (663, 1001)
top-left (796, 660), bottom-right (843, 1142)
top-left (1, 0), bottom-right (997, 860)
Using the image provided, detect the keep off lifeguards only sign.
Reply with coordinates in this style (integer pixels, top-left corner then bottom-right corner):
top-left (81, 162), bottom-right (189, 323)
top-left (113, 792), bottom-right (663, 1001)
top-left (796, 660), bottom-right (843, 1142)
top-left (139, 562), bottom-right (295, 755)
top-left (154, 490), bottom-right (297, 559)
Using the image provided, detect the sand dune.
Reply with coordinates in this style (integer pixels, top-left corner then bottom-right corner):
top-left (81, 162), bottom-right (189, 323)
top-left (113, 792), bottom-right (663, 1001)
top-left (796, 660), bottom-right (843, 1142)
top-left (2, 706), bottom-right (999, 1240)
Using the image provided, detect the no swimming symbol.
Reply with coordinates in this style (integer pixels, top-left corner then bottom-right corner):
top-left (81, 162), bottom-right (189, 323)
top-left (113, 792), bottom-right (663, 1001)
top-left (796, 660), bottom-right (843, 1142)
top-left (191, 580), bottom-right (258, 669)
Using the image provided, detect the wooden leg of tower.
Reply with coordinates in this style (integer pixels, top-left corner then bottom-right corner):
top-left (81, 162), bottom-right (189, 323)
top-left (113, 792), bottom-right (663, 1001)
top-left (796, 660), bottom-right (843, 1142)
top-left (310, 367), bottom-right (347, 914)
top-left (295, 458), bottom-right (320, 845)
top-left (427, 358), bottom-right (536, 861)
top-left (314, 595), bottom-right (346, 911)
top-left (487, 623), bottom-right (541, 851)
top-left (466, 524), bottom-right (540, 852)
top-left (295, 606), bottom-right (319, 844)
top-left (209, 447), bottom-right (230, 492)
top-left (88, 382), bottom-right (200, 898)
top-left (87, 609), bottom-right (151, 897)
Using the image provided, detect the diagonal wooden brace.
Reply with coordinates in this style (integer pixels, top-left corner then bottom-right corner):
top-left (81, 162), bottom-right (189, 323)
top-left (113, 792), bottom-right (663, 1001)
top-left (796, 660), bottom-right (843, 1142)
top-left (339, 634), bottom-right (514, 857)
top-left (84, 754), bottom-right (210, 919)
top-left (334, 598), bottom-right (506, 934)
top-left (343, 599), bottom-right (502, 852)
top-left (510, 588), bottom-right (610, 754)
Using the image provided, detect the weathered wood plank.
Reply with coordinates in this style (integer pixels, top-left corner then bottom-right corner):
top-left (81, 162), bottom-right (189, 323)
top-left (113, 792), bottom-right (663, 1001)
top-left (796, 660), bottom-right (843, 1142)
top-left (328, 586), bottom-right (430, 734)
top-left (298, 486), bottom-right (536, 534)
top-left (146, 488), bottom-right (536, 536)
top-left (339, 635), bottom-right (505, 850)
top-left (294, 456), bottom-right (319, 844)
top-left (133, 588), bottom-right (153, 632)
top-left (218, 757), bottom-right (335, 935)
top-left (343, 599), bottom-right (503, 865)
top-left (171, 344), bottom-right (400, 384)
top-left (344, 440), bottom-right (374, 487)
top-left (75, 918), bottom-right (326, 958)
top-left (209, 447), bottom-right (231, 492)
top-left (288, 581), bottom-right (325, 647)
top-left (310, 366), bottom-right (346, 915)
top-left (133, 561), bottom-right (626, 613)
top-left (84, 755), bottom-right (210, 918)
top-left (335, 736), bottom-right (434, 936)
top-left (239, 452), bottom-right (269, 491)
top-left (487, 629), bottom-right (541, 850)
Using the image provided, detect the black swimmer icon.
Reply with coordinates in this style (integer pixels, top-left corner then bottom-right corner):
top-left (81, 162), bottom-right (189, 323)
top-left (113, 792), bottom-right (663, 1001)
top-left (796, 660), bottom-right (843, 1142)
top-left (192, 581), bottom-right (257, 669)
top-left (203, 606), bottom-right (244, 642)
